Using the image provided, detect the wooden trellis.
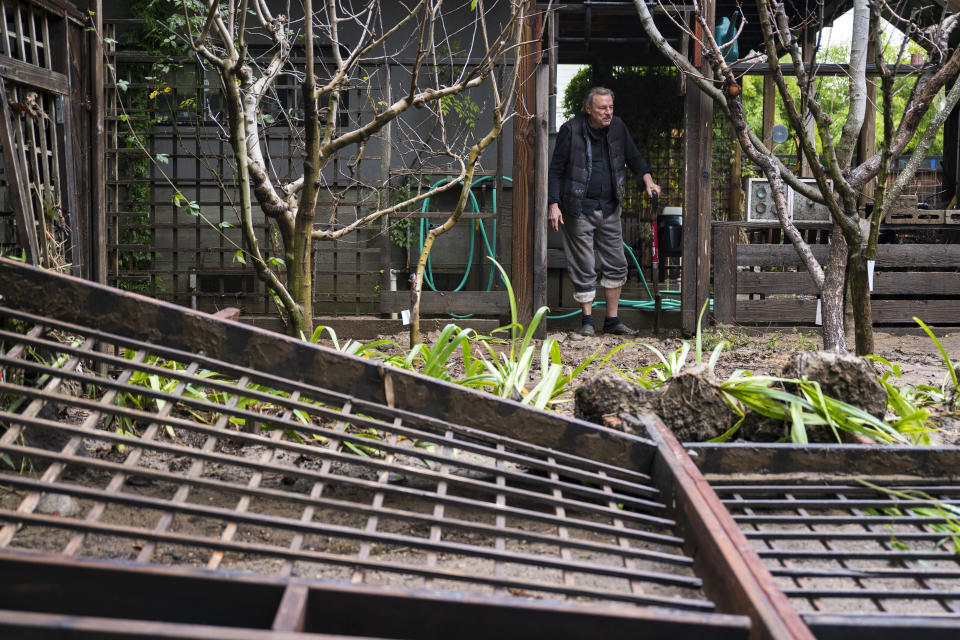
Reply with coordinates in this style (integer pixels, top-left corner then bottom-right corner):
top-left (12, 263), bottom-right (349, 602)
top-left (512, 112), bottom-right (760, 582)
top-left (0, 0), bottom-right (82, 274)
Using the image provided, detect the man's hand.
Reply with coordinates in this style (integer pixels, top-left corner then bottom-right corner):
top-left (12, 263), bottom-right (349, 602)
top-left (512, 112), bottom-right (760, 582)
top-left (548, 203), bottom-right (563, 232)
top-left (643, 175), bottom-right (661, 198)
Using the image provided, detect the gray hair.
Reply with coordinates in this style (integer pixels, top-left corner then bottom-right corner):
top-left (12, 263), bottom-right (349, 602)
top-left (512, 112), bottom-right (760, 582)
top-left (583, 86), bottom-right (614, 111)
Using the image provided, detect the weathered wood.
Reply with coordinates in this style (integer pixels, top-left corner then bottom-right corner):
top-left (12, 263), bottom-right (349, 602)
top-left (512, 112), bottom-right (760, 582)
top-left (379, 65), bottom-right (393, 308)
top-left (547, 247), bottom-right (566, 268)
top-left (271, 584), bottom-right (308, 632)
top-left (739, 271), bottom-right (960, 296)
top-left (735, 299), bottom-right (819, 323)
top-left (58, 18), bottom-right (81, 277)
top-left (712, 226), bottom-right (737, 323)
top-left (379, 290), bottom-right (510, 314)
top-left (0, 76), bottom-right (38, 264)
top-left (682, 5), bottom-right (714, 333)
top-left (534, 63), bottom-right (549, 331)
top-left (870, 272), bottom-right (960, 295)
top-left (736, 244), bottom-right (960, 269)
top-left (0, 53), bottom-right (68, 94)
top-left (735, 243), bottom-right (830, 269)
top-left (729, 141), bottom-right (743, 220)
top-left (736, 299), bottom-right (960, 324)
top-left (737, 272), bottom-right (820, 295)
top-left (67, 16), bottom-right (89, 279)
top-left (510, 0), bottom-right (537, 325)
top-left (870, 300), bottom-right (960, 323)
top-left (644, 414), bottom-right (817, 640)
top-left (91, 0), bottom-right (106, 284)
top-left (761, 75), bottom-right (775, 152)
top-left (0, 258), bottom-right (656, 473)
top-left (883, 208), bottom-right (946, 224)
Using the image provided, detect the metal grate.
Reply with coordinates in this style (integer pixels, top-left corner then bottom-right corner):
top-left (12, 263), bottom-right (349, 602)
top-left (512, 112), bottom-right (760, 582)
top-left (695, 445), bottom-right (960, 638)
top-left (715, 480), bottom-right (960, 615)
top-left (0, 299), bottom-right (705, 610)
top-left (1, 258), bottom-right (815, 639)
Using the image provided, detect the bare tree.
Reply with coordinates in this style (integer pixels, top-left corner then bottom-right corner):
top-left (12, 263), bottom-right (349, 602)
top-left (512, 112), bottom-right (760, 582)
top-left (635, 0), bottom-right (960, 353)
top-left (181, 0), bottom-right (524, 338)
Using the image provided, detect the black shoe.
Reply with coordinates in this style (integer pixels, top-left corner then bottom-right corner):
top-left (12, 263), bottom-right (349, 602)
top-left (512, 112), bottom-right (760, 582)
top-left (578, 324), bottom-right (596, 336)
top-left (604, 321), bottom-right (637, 336)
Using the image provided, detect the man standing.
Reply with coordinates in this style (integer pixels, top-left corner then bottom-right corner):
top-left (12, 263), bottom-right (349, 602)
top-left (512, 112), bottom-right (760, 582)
top-left (548, 87), bottom-right (661, 336)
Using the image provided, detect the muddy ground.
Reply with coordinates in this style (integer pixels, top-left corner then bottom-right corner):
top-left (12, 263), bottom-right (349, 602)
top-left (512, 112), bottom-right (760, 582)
top-left (368, 324), bottom-right (960, 443)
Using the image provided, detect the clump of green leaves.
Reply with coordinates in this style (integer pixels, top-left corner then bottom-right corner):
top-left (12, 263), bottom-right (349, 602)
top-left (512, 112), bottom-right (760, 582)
top-left (859, 479), bottom-right (960, 554)
top-left (471, 259), bottom-right (598, 408)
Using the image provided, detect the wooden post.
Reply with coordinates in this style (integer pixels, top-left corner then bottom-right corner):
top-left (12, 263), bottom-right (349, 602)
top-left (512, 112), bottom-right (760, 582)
top-left (379, 62), bottom-right (393, 309)
top-left (681, 2), bottom-right (715, 333)
top-left (59, 15), bottom-right (82, 278)
top-left (91, 0), bottom-right (106, 284)
top-left (533, 64), bottom-right (549, 331)
top-left (761, 75), bottom-right (775, 152)
top-left (510, 0), bottom-right (538, 324)
top-left (712, 225), bottom-right (737, 324)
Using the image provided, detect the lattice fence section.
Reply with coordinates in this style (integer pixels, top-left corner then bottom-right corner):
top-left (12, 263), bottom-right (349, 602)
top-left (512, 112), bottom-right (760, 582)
top-left (0, 302), bottom-right (710, 612)
top-left (105, 27), bottom-right (386, 316)
top-left (0, 0), bottom-right (76, 271)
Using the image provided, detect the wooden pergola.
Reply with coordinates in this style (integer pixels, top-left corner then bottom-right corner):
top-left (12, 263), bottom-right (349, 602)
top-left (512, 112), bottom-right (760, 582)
top-left (510, 0), bottom-right (960, 333)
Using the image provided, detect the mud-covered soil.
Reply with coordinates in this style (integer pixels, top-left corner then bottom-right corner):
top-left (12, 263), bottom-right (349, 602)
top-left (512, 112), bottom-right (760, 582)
top-left (365, 325), bottom-right (960, 444)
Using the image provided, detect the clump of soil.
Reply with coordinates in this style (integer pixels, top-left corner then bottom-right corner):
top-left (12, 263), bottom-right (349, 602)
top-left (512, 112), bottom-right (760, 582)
top-left (574, 350), bottom-right (916, 443)
top-left (783, 350), bottom-right (887, 419)
top-left (576, 364), bottom-right (737, 442)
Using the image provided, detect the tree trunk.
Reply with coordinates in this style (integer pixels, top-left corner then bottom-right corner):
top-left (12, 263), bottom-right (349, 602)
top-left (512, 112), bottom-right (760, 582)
top-left (821, 226), bottom-right (848, 352)
top-left (849, 247), bottom-right (874, 355)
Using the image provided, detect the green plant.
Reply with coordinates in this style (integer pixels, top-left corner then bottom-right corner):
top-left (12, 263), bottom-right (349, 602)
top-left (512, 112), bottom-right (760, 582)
top-left (715, 374), bottom-right (923, 445)
top-left (859, 479), bottom-right (960, 553)
top-left (307, 326), bottom-right (397, 359)
top-left (915, 316), bottom-right (959, 401)
top-left (604, 301), bottom-right (724, 387)
top-left (473, 260), bottom-right (597, 408)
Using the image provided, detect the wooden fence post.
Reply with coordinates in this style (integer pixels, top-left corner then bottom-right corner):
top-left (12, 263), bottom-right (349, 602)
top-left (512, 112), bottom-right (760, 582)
top-left (712, 225), bottom-right (737, 324)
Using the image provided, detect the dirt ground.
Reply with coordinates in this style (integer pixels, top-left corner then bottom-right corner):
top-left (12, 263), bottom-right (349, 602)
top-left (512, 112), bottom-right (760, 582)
top-left (375, 324), bottom-right (960, 442)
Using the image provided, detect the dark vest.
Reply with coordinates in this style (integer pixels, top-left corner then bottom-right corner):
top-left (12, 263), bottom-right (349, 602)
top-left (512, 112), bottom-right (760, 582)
top-left (559, 114), bottom-right (628, 217)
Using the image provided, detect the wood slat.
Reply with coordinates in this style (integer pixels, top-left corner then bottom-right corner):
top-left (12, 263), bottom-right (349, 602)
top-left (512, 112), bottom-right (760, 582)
top-left (379, 290), bottom-right (510, 314)
top-left (736, 244), bottom-right (960, 269)
top-left (737, 271), bottom-right (960, 296)
top-left (0, 75), bottom-right (37, 263)
top-left (733, 299), bottom-right (960, 323)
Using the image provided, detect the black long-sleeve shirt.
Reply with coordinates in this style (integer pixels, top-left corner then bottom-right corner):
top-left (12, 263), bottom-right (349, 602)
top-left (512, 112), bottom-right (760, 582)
top-left (548, 120), bottom-right (652, 216)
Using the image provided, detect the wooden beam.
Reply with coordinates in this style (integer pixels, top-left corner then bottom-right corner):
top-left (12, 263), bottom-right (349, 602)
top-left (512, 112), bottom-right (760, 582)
top-left (58, 18), bottom-right (82, 278)
top-left (644, 414), bottom-right (817, 640)
top-left (511, 0), bottom-right (538, 325)
top-left (271, 584), bottom-right (308, 632)
top-left (0, 54), bottom-right (69, 95)
top-left (91, 0), bottom-right (106, 284)
top-left (681, 2), bottom-right (714, 333)
top-left (762, 75), bottom-right (775, 152)
top-left (534, 64), bottom-right (549, 332)
top-left (379, 290), bottom-right (510, 315)
top-left (379, 64), bottom-right (393, 309)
